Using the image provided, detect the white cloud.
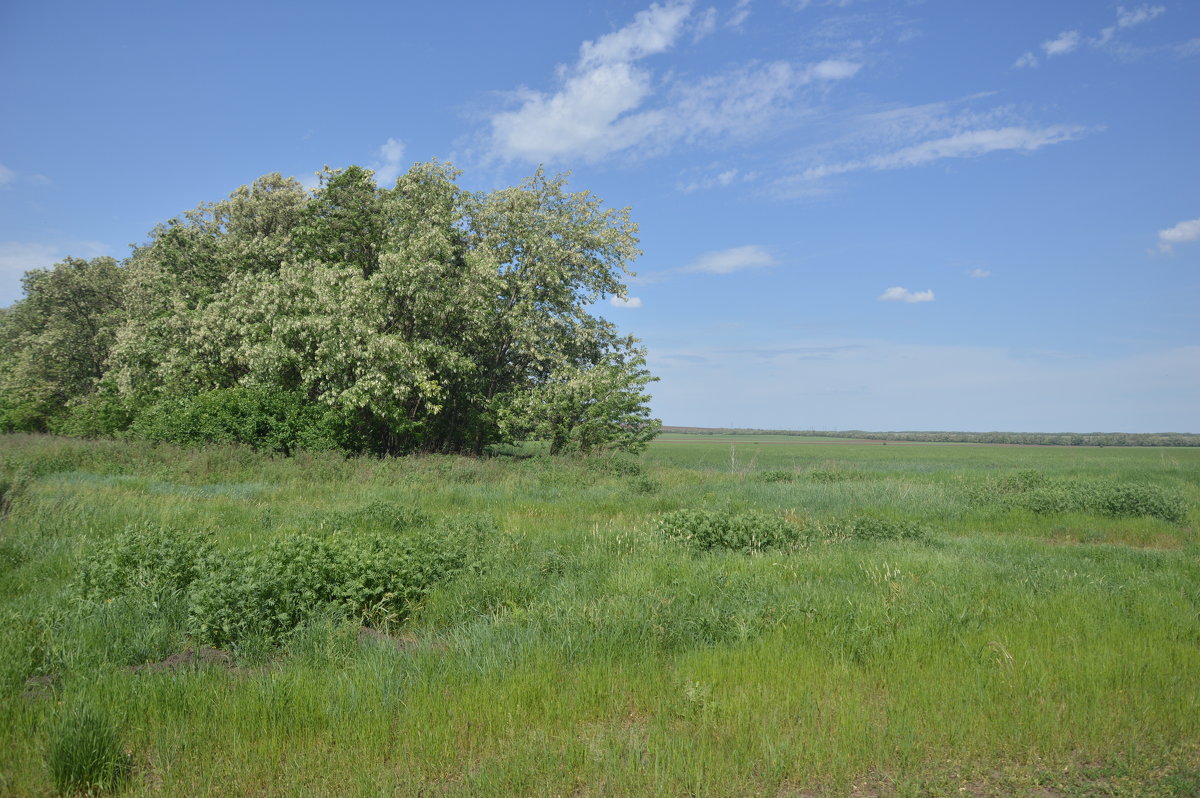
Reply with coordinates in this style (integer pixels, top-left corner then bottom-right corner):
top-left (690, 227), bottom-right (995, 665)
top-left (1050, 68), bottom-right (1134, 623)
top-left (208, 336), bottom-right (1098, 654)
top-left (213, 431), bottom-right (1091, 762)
top-left (800, 124), bottom-right (1087, 181)
top-left (610, 295), bottom-right (644, 308)
top-left (372, 137), bottom-right (407, 186)
top-left (727, 0), bottom-right (752, 29)
top-left (879, 286), bottom-right (934, 303)
top-left (1117, 5), bottom-right (1165, 29)
top-left (0, 164), bottom-right (15, 186)
top-left (486, 1), bottom-right (860, 164)
top-left (683, 245), bottom-right (776, 274)
top-left (678, 167), bottom-right (753, 192)
top-left (969, 268), bottom-right (992, 279)
top-left (1157, 217), bottom-right (1200, 253)
top-left (1013, 51), bottom-right (1039, 68)
top-left (1042, 30), bottom-right (1082, 57)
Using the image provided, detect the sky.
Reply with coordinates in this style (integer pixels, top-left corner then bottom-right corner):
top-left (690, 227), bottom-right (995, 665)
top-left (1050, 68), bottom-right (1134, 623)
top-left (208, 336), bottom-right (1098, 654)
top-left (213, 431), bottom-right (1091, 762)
top-left (1, 0), bottom-right (1197, 432)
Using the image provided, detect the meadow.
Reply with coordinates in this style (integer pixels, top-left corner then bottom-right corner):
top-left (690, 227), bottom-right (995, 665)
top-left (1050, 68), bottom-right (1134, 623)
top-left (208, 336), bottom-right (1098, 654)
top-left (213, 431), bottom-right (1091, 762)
top-left (1, 432), bottom-right (1198, 796)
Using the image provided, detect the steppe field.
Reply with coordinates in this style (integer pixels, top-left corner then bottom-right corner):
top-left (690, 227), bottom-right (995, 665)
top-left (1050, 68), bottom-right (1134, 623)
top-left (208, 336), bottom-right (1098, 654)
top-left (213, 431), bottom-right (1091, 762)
top-left (1, 433), bottom-right (1198, 797)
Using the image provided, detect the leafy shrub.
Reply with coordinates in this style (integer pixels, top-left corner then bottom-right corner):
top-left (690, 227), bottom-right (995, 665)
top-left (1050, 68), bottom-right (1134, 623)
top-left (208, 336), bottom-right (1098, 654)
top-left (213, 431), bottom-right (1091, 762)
top-left (48, 391), bottom-right (135, 438)
top-left (127, 387), bottom-right (348, 454)
top-left (656, 509), bottom-right (799, 553)
top-left (188, 515), bottom-right (493, 646)
top-left (756, 470), bottom-right (796, 483)
top-left (1077, 482), bottom-right (1187, 523)
top-left (969, 470), bottom-right (1188, 523)
top-left (46, 704), bottom-right (131, 796)
top-left (78, 524), bottom-right (215, 601)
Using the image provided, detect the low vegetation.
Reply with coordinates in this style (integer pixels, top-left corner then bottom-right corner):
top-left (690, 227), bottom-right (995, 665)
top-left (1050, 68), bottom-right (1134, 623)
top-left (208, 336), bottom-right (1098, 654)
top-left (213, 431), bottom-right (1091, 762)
top-left (1, 432), bottom-right (1197, 796)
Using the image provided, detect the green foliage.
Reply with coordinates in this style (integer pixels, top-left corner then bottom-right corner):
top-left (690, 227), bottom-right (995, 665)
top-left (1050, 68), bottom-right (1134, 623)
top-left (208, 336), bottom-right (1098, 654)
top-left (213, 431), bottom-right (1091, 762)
top-left (816, 515), bottom-right (930, 542)
top-left (127, 387), bottom-right (345, 454)
top-left (78, 524), bottom-right (214, 602)
top-left (188, 516), bottom-right (493, 647)
top-left (755, 470), bottom-right (797, 483)
top-left (655, 509), bottom-right (799, 553)
top-left (971, 470), bottom-right (1188, 523)
top-left (46, 704), bottom-right (131, 796)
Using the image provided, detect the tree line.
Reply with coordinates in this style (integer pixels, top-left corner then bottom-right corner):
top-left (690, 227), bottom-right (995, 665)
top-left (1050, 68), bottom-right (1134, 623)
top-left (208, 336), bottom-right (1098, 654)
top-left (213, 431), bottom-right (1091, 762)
top-left (662, 427), bottom-right (1200, 447)
top-left (0, 163), bottom-right (661, 455)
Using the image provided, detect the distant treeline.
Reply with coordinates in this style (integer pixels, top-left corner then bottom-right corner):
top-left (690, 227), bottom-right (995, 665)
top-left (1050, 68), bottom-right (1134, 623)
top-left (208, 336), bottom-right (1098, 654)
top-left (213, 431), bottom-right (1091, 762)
top-left (660, 427), bottom-right (1200, 447)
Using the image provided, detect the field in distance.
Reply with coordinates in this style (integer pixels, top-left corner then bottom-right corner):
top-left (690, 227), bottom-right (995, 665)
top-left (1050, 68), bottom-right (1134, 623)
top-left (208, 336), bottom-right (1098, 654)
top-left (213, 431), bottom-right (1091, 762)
top-left (1, 433), bottom-right (1197, 796)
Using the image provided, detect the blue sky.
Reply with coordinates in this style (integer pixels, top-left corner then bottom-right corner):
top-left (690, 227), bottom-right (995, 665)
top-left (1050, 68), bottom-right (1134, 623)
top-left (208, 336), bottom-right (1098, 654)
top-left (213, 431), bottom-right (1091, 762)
top-left (2, 0), bottom-right (1197, 431)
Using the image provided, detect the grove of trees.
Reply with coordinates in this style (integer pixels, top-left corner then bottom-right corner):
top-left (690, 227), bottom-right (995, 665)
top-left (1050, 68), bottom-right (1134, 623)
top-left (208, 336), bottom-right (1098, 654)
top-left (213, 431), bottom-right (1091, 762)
top-left (0, 162), bottom-right (661, 455)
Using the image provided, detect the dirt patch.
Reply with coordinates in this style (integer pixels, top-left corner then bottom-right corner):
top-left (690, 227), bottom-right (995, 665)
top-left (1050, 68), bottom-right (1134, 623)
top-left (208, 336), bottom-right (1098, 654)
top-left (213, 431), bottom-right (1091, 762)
top-left (130, 647), bottom-right (233, 674)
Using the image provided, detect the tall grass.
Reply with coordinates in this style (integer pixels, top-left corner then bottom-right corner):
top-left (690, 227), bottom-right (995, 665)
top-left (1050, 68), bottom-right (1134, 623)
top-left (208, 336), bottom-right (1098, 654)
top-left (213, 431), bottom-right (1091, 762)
top-left (0, 433), bottom-right (1197, 796)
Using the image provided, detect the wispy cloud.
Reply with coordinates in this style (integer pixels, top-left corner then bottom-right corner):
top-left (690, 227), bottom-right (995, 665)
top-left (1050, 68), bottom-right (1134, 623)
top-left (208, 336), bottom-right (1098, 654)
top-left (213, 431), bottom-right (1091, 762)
top-left (727, 0), bottom-right (752, 29)
top-left (969, 268), bottom-right (992, 279)
top-left (677, 166), bottom-right (758, 192)
top-left (1013, 51), bottom-right (1039, 68)
top-left (485, 0), bottom-right (860, 164)
top-left (799, 124), bottom-right (1087, 181)
top-left (1020, 5), bottom-right (1170, 65)
top-left (0, 163), bottom-right (51, 188)
top-left (683, 245), bottom-right (776, 274)
top-left (610, 295), bottom-right (644, 308)
top-left (1042, 30), bottom-right (1082, 57)
top-left (879, 286), bottom-right (934, 303)
top-left (1157, 217), bottom-right (1200, 253)
top-left (372, 138), bottom-right (407, 186)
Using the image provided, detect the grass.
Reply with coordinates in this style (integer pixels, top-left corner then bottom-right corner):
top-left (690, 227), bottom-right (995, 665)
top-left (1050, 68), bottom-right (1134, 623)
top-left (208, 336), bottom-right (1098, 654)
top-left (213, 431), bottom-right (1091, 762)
top-left (0, 432), bottom-right (1197, 796)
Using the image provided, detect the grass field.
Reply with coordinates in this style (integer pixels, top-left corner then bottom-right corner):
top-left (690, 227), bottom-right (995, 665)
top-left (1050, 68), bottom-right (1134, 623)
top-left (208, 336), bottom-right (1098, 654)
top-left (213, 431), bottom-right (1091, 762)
top-left (1, 432), bottom-right (1198, 796)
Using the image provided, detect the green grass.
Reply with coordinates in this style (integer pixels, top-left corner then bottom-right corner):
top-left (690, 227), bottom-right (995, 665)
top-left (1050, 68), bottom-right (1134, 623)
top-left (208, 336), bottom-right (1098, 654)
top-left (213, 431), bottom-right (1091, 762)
top-left (0, 432), bottom-right (1198, 796)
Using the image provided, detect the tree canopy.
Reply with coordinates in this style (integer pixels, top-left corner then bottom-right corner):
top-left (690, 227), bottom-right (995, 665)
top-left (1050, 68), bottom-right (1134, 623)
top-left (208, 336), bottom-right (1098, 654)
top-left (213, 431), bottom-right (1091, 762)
top-left (0, 162), bottom-right (660, 455)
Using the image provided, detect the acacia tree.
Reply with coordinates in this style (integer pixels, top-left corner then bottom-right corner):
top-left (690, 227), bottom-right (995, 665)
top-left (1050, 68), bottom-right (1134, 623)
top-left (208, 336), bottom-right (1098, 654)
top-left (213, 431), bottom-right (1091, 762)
top-left (2, 161), bottom-right (661, 454)
top-left (0, 257), bottom-right (126, 431)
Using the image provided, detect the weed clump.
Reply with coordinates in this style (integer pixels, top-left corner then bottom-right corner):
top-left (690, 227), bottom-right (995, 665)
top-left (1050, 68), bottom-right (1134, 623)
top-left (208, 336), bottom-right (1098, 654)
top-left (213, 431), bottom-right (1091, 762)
top-left (78, 524), bottom-right (214, 601)
top-left (46, 704), bottom-right (131, 796)
top-left (814, 516), bottom-right (929, 542)
top-left (656, 509), bottom-right (799, 553)
top-left (755, 470), bottom-right (797, 483)
top-left (970, 471), bottom-right (1188, 523)
top-left (188, 515), bottom-right (494, 647)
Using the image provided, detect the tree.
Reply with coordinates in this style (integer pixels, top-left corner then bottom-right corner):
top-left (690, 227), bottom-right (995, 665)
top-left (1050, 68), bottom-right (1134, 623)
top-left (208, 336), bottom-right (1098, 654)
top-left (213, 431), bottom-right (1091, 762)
top-left (0, 257), bottom-right (126, 431)
top-left (2, 162), bottom-right (661, 455)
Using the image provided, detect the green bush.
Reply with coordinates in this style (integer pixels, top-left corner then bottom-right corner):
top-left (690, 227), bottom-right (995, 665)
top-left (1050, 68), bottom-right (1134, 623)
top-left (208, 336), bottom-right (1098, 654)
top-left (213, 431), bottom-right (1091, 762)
top-left (1079, 482), bottom-right (1187, 523)
top-left (188, 516), bottom-right (493, 647)
top-left (46, 704), bottom-right (131, 796)
top-left (655, 509), bottom-right (799, 553)
top-left (755, 470), bottom-right (796, 483)
top-left (78, 524), bottom-right (215, 601)
top-left (48, 391), bottom-right (135, 438)
top-left (127, 387), bottom-right (348, 454)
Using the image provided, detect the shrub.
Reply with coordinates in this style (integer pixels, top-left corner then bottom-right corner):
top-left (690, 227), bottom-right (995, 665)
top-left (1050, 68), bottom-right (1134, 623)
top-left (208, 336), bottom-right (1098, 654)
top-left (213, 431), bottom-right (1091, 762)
top-left (46, 705), bottom-right (131, 796)
top-left (126, 387), bottom-right (348, 454)
top-left (78, 524), bottom-right (215, 601)
top-left (188, 516), bottom-right (493, 647)
top-left (755, 470), bottom-right (796, 483)
top-left (1082, 482), bottom-right (1188, 523)
top-left (655, 509), bottom-right (799, 553)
